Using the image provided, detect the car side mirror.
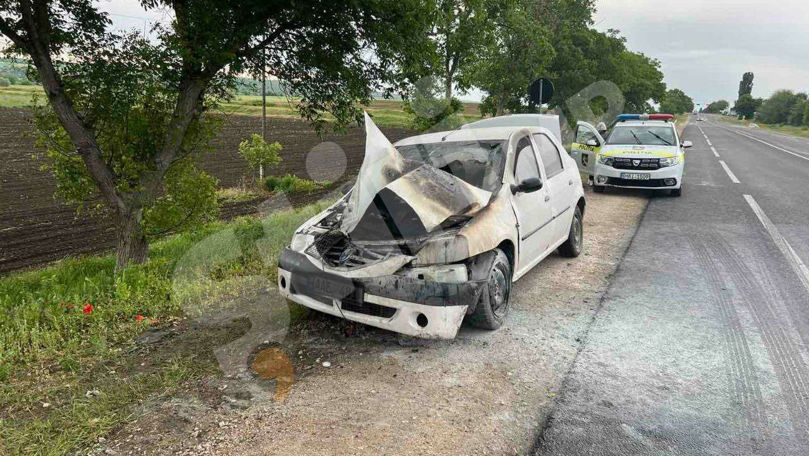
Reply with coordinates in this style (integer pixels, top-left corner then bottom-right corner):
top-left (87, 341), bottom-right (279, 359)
top-left (511, 177), bottom-right (543, 194)
top-left (586, 138), bottom-right (600, 147)
top-left (681, 141), bottom-right (693, 149)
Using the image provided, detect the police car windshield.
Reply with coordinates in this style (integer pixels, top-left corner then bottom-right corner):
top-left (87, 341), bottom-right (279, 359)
top-left (606, 126), bottom-right (676, 146)
top-left (396, 140), bottom-right (506, 192)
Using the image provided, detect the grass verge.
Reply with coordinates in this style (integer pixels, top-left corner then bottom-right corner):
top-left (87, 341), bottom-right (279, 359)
top-left (716, 115), bottom-right (809, 139)
top-left (0, 200), bottom-right (331, 455)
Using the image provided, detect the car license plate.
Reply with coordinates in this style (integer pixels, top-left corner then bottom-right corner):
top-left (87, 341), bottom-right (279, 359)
top-left (295, 273), bottom-right (359, 301)
top-left (621, 173), bottom-right (650, 180)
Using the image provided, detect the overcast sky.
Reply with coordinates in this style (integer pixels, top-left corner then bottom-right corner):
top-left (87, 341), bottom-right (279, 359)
top-left (93, 1), bottom-right (809, 107)
top-left (594, 0), bottom-right (809, 107)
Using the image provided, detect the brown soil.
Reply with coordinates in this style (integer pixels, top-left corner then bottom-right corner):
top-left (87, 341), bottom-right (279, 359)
top-left (0, 108), bottom-right (411, 274)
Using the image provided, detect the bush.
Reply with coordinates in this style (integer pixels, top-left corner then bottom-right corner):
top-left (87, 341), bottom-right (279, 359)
top-left (238, 134), bottom-right (282, 173)
top-left (265, 174), bottom-right (325, 194)
top-left (0, 77), bottom-right (10, 87)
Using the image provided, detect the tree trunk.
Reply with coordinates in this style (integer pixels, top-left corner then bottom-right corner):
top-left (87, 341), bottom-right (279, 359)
top-left (115, 207), bottom-right (149, 270)
top-left (445, 75), bottom-right (453, 101)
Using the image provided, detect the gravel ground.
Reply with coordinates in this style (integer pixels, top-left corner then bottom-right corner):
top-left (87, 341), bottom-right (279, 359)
top-left (95, 185), bottom-right (650, 456)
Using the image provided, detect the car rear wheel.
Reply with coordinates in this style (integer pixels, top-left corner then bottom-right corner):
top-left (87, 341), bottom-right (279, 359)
top-left (468, 249), bottom-right (512, 330)
top-left (559, 205), bottom-right (583, 258)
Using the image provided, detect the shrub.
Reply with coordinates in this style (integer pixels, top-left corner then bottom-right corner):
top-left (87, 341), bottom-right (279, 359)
top-left (265, 174), bottom-right (325, 194)
top-left (238, 134), bottom-right (282, 176)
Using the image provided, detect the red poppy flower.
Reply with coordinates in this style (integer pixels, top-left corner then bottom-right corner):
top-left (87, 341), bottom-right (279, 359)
top-left (82, 304), bottom-right (93, 314)
top-left (134, 315), bottom-right (144, 322)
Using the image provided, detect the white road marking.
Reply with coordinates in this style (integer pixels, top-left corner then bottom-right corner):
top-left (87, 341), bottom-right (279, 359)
top-left (744, 195), bottom-right (809, 293)
top-left (719, 160), bottom-right (740, 183)
top-left (731, 130), bottom-right (809, 162)
top-left (711, 146), bottom-right (720, 158)
top-left (706, 139), bottom-right (712, 146)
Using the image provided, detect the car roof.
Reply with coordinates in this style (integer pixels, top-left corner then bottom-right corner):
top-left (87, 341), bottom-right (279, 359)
top-left (394, 126), bottom-right (550, 146)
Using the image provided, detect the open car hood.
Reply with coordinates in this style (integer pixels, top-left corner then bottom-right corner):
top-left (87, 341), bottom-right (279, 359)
top-left (341, 113), bottom-right (492, 239)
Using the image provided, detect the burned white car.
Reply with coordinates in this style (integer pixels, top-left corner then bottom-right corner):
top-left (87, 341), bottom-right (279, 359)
top-left (278, 114), bottom-right (586, 339)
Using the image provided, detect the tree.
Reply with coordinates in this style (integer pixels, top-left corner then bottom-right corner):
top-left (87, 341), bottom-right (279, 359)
top-left (734, 94), bottom-right (761, 120)
top-left (787, 93), bottom-right (807, 126)
top-left (238, 134), bottom-right (282, 180)
top-left (430, 0), bottom-right (490, 100)
top-left (659, 88), bottom-right (694, 115)
top-left (0, 0), bottom-right (432, 269)
top-left (472, 0), bottom-right (555, 116)
top-left (757, 90), bottom-right (799, 124)
top-left (738, 72), bottom-right (754, 98)
top-left (704, 100), bottom-right (729, 114)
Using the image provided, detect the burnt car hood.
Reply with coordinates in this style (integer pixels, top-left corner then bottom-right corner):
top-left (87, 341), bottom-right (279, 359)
top-left (341, 113), bottom-right (492, 240)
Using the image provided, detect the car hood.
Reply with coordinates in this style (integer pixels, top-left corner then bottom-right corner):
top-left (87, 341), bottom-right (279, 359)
top-left (599, 144), bottom-right (680, 159)
top-left (341, 113), bottom-right (492, 239)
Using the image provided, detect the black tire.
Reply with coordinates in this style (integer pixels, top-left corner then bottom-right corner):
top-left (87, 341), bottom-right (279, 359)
top-left (468, 249), bottom-right (512, 330)
top-left (593, 184), bottom-right (605, 193)
top-left (671, 186), bottom-right (682, 197)
top-left (559, 205), bottom-right (584, 258)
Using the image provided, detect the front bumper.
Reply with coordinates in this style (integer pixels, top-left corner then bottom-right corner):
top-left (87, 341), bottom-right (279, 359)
top-left (277, 249), bottom-right (483, 339)
top-left (594, 163), bottom-right (683, 189)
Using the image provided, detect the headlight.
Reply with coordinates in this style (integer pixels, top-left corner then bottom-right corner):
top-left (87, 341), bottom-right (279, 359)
top-left (658, 156), bottom-right (681, 168)
top-left (598, 155), bottom-right (614, 166)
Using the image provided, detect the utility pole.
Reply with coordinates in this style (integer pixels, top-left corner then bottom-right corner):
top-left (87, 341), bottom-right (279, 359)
top-left (260, 38), bottom-right (266, 181)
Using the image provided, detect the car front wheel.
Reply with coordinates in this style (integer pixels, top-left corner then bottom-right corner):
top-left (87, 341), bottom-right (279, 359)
top-left (468, 249), bottom-right (512, 330)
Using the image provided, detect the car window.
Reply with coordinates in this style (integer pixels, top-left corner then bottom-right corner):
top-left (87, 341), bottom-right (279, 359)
top-left (606, 125), bottom-right (676, 146)
top-left (397, 140), bottom-right (506, 192)
top-left (514, 137), bottom-right (540, 183)
top-left (534, 134), bottom-right (564, 178)
top-left (576, 126), bottom-right (597, 144)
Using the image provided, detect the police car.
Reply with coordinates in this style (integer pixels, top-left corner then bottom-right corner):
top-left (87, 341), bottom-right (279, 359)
top-left (570, 114), bottom-right (692, 196)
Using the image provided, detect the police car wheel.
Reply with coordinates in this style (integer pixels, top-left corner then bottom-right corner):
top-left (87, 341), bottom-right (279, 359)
top-left (593, 185), bottom-right (605, 193)
top-left (468, 249), bottom-right (512, 330)
top-left (559, 206), bottom-right (583, 258)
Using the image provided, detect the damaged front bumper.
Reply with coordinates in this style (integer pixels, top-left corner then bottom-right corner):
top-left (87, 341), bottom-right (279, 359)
top-left (277, 249), bottom-right (484, 339)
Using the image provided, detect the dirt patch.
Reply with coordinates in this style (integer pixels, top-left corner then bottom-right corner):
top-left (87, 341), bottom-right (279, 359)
top-left (0, 108), bottom-right (412, 274)
top-left (92, 186), bottom-right (650, 456)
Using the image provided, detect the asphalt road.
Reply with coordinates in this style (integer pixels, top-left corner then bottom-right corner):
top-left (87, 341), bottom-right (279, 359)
top-left (535, 117), bottom-right (809, 455)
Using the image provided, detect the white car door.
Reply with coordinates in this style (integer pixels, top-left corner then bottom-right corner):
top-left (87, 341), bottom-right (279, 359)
top-left (533, 133), bottom-right (575, 243)
top-left (570, 121), bottom-right (605, 178)
top-left (511, 136), bottom-right (554, 273)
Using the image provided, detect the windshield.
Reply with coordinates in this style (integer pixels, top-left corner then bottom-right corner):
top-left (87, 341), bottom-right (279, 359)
top-left (396, 140), bottom-right (506, 192)
top-left (606, 126), bottom-right (676, 146)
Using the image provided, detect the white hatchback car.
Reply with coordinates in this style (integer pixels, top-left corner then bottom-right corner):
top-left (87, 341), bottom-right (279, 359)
top-left (571, 114), bottom-right (692, 196)
top-left (277, 114), bottom-right (586, 339)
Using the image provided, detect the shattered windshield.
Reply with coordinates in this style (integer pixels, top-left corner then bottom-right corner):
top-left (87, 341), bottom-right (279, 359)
top-left (396, 140), bottom-right (506, 192)
top-left (606, 126), bottom-right (676, 146)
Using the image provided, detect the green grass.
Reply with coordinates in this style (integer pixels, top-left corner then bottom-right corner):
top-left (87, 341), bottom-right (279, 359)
top-left (716, 115), bottom-right (809, 139)
top-left (0, 201), bottom-right (330, 455)
top-left (0, 85), bottom-right (42, 107)
top-left (265, 174), bottom-right (327, 194)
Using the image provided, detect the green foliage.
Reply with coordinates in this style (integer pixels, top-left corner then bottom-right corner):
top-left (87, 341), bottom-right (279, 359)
top-left (704, 100), bottom-right (729, 114)
top-left (0, 201), bottom-right (330, 454)
top-left (757, 90), bottom-right (802, 124)
top-left (403, 76), bottom-right (465, 131)
top-left (238, 134), bottom-right (283, 172)
top-left (473, 0), bottom-right (555, 116)
top-left (31, 33), bottom-right (222, 236)
top-left (738, 72), bottom-right (754, 98)
top-left (659, 89), bottom-right (695, 115)
top-left (734, 94), bottom-right (761, 120)
top-left (265, 174), bottom-right (326, 194)
top-left (0, 77), bottom-right (9, 87)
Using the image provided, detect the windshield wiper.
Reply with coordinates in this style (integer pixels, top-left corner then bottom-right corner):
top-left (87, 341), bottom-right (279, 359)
top-left (630, 130), bottom-right (642, 145)
top-left (647, 131), bottom-right (672, 146)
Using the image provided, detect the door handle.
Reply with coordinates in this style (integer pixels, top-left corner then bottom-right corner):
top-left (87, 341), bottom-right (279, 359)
top-left (544, 195), bottom-right (551, 202)
top-left (569, 179), bottom-right (573, 186)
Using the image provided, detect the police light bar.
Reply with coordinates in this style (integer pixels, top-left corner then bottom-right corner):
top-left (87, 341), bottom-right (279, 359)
top-left (616, 114), bottom-right (675, 122)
